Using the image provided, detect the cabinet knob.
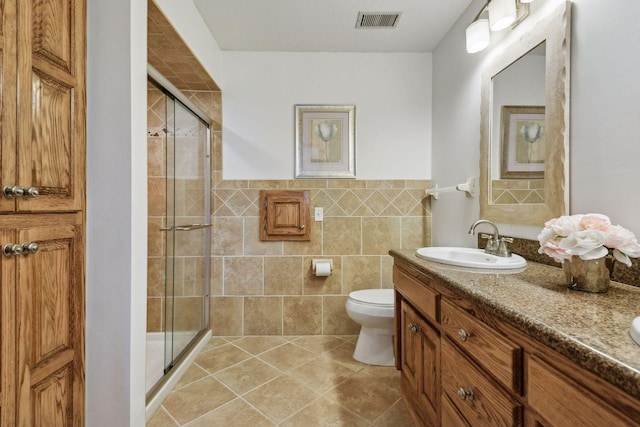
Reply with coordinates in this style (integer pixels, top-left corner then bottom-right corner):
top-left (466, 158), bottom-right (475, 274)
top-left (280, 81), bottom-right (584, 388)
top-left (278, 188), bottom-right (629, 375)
top-left (2, 185), bottom-right (40, 198)
top-left (408, 322), bottom-right (421, 334)
top-left (456, 387), bottom-right (474, 401)
top-left (3, 242), bottom-right (39, 257)
top-left (457, 329), bottom-right (471, 341)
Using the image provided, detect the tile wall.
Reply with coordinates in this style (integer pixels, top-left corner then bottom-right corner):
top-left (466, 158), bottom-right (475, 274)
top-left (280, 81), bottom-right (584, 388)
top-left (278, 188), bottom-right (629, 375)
top-left (210, 179), bottom-right (432, 336)
top-left (491, 179), bottom-right (544, 204)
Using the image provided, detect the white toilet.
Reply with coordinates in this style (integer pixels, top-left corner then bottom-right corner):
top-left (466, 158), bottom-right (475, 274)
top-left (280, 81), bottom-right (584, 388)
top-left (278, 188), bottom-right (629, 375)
top-left (345, 288), bottom-right (395, 366)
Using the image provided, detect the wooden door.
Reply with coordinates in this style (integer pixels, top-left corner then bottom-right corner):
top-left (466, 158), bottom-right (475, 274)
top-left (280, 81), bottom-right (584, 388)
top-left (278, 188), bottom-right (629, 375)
top-left (13, 214), bottom-right (84, 426)
top-left (15, 0), bottom-right (85, 212)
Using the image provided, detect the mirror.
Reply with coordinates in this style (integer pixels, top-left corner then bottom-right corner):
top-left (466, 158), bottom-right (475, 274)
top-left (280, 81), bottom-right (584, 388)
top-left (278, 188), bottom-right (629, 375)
top-left (480, 2), bottom-right (571, 226)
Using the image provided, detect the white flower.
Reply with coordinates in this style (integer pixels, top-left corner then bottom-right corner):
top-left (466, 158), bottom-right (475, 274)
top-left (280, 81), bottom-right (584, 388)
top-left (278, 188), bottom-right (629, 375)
top-left (558, 229), bottom-right (609, 260)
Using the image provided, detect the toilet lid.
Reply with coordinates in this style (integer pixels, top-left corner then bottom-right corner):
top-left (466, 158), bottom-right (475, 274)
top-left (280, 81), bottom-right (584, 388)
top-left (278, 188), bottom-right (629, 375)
top-left (348, 289), bottom-right (394, 306)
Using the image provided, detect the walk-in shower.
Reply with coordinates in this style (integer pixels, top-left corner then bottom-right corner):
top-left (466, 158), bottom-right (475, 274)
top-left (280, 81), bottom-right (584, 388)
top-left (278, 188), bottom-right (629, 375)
top-left (145, 68), bottom-right (212, 411)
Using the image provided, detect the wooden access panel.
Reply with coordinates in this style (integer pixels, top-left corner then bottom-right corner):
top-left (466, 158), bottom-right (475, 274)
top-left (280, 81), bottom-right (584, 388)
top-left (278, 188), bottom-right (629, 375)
top-left (260, 190), bottom-right (310, 241)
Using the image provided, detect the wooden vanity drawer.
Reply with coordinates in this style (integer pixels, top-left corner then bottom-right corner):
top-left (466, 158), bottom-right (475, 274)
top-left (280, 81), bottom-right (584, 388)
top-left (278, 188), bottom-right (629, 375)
top-left (393, 266), bottom-right (439, 324)
top-left (441, 298), bottom-right (522, 394)
top-left (527, 354), bottom-right (634, 427)
top-left (442, 337), bottom-right (523, 426)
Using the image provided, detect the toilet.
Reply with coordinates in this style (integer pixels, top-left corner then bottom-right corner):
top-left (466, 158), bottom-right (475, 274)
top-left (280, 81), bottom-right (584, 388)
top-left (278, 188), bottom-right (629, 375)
top-left (345, 288), bottom-right (395, 366)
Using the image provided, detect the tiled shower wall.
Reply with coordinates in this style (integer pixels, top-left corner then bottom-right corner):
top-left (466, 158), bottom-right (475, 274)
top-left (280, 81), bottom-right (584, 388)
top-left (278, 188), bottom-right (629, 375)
top-left (210, 180), bottom-right (431, 336)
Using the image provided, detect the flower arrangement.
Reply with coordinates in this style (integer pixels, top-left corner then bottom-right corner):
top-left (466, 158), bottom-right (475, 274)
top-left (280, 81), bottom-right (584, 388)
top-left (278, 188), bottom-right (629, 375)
top-left (538, 213), bottom-right (640, 267)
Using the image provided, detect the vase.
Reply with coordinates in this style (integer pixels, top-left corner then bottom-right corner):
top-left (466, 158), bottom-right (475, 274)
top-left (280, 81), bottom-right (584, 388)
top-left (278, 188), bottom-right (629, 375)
top-left (563, 256), bottom-right (614, 293)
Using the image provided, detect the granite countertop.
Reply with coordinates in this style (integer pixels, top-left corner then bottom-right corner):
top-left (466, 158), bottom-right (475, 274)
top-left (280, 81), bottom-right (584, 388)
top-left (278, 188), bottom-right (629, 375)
top-left (390, 248), bottom-right (640, 400)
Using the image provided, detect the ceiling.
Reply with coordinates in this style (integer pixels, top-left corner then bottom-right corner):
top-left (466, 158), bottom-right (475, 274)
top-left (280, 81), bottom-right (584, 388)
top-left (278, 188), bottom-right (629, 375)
top-left (192, 0), bottom-right (473, 53)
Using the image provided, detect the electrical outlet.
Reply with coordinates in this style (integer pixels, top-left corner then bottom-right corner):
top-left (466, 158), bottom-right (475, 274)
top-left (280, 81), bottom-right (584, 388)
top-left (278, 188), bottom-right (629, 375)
top-left (314, 207), bottom-right (323, 221)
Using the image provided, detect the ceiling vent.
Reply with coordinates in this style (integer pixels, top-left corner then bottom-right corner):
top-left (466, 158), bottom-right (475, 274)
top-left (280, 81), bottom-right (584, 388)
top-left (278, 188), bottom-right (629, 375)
top-left (355, 12), bottom-right (401, 29)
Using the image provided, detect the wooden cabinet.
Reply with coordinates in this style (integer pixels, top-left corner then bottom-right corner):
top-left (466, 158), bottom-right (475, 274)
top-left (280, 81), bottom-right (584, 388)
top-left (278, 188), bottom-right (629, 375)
top-left (0, 0), bottom-right (85, 425)
top-left (260, 190), bottom-right (310, 241)
top-left (392, 260), bottom-right (640, 427)
top-left (400, 300), bottom-right (440, 427)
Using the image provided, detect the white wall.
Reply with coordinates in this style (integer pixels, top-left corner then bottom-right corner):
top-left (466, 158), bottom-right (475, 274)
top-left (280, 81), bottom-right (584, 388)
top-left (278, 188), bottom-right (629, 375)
top-left (86, 0), bottom-right (147, 425)
top-left (432, 0), bottom-right (640, 245)
top-left (221, 52), bottom-right (432, 180)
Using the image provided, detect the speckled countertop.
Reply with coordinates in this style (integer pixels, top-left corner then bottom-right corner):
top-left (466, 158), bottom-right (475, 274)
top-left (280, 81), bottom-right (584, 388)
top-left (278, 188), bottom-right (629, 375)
top-left (390, 248), bottom-right (640, 400)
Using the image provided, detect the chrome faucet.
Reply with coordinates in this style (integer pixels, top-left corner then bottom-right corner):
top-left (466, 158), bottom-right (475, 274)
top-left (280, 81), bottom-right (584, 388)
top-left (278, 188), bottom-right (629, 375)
top-left (468, 219), bottom-right (513, 257)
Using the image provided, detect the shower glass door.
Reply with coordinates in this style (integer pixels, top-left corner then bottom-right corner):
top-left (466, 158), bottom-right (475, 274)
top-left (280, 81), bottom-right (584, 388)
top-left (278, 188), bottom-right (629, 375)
top-left (163, 92), bottom-right (211, 372)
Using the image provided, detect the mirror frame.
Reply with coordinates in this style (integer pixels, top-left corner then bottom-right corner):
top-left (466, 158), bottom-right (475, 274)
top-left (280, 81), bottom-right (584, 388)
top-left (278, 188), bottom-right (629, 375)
top-left (480, 1), bottom-right (571, 226)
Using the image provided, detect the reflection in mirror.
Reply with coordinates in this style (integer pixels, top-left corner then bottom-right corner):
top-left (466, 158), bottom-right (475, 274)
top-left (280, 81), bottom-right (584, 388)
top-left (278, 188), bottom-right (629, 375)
top-left (491, 42), bottom-right (546, 205)
top-left (480, 2), bottom-right (571, 226)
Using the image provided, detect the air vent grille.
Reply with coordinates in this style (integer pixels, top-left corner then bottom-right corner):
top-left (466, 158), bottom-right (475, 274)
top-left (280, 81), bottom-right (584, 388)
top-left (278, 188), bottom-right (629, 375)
top-left (356, 12), bottom-right (401, 29)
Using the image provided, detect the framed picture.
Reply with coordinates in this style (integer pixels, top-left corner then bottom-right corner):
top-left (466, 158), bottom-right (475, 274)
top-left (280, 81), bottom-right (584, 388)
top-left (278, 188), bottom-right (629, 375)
top-left (500, 105), bottom-right (546, 179)
top-left (295, 104), bottom-right (356, 179)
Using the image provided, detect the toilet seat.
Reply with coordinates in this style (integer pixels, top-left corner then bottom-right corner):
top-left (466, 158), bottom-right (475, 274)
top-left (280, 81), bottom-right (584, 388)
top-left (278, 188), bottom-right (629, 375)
top-left (348, 289), bottom-right (394, 307)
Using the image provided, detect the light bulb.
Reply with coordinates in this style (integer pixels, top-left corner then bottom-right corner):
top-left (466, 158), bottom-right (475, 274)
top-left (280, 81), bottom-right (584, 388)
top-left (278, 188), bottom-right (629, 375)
top-left (489, 0), bottom-right (516, 31)
top-left (466, 19), bottom-right (490, 53)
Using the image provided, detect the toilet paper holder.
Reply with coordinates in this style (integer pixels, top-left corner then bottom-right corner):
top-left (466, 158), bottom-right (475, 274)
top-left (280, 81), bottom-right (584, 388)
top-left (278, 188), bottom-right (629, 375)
top-left (312, 259), bottom-right (333, 273)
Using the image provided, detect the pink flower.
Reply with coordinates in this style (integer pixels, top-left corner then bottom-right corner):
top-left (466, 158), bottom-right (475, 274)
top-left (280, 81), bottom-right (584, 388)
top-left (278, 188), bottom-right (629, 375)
top-left (538, 213), bottom-right (640, 268)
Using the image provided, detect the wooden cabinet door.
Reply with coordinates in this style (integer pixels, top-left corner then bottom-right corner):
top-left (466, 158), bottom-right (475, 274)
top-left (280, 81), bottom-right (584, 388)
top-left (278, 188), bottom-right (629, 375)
top-left (0, 0), bottom-right (17, 214)
top-left (417, 315), bottom-right (440, 427)
top-left (7, 215), bottom-right (85, 426)
top-left (14, 0), bottom-right (85, 212)
top-left (400, 300), bottom-right (421, 391)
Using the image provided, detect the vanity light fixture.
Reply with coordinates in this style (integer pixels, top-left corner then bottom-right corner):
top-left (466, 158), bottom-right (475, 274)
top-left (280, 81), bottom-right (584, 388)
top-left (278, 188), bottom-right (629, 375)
top-left (488, 0), bottom-right (517, 31)
top-left (466, 0), bottom-right (529, 54)
top-left (465, 1), bottom-right (490, 53)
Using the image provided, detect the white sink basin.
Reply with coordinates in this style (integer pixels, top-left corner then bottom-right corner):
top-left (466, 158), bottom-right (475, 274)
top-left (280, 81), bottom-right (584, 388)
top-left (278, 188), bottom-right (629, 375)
top-left (415, 247), bottom-right (527, 270)
top-left (631, 317), bottom-right (640, 347)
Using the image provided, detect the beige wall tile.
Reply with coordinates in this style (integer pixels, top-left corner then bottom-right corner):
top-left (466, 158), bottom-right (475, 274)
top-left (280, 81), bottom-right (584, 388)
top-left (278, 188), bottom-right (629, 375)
top-left (147, 257), bottom-right (165, 296)
top-left (283, 296), bottom-right (322, 335)
top-left (265, 257), bottom-right (303, 295)
top-left (283, 222), bottom-right (322, 255)
top-left (323, 296), bottom-right (359, 335)
top-left (323, 217), bottom-right (361, 255)
top-left (148, 177), bottom-right (166, 216)
top-left (401, 216), bottom-right (428, 249)
top-left (148, 218), bottom-right (164, 257)
top-left (244, 297), bottom-right (283, 335)
top-left (224, 257), bottom-right (263, 295)
top-left (381, 255), bottom-right (395, 289)
top-left (210, 256), bottom-right (223, 296)
top-left (244, 217), bottom-right (284, 256)
top-left (147, 297), bottom-right (163, 332)
top-left (174, 297), bottom-right (204, 331)
top-left (342, 256), bottom-right (381, 293)
top-left (213, 217), bottom-right (243, 255)
top-left (362, 217), bottom-right (401, 255)
top-left (303, 256), bottom-right (342, 295)
top-left (210, 297), bottom-right (243, 336)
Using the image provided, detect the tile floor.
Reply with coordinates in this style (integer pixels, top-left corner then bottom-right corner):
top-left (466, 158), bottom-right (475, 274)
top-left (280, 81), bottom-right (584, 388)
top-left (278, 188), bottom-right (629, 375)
top-left (147, 335), bottom-right (415, 426)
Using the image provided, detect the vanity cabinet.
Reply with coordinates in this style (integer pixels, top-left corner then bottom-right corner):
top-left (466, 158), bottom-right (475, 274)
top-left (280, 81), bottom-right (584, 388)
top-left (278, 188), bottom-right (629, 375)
top-left (392, 259), bottom-right (640, 427)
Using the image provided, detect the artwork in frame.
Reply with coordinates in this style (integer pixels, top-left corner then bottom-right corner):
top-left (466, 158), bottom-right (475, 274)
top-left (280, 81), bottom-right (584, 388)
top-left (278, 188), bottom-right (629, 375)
top-left (295, 104), bottom-right (356, 179)
top-left (500, 105), bottom-right (546, 179)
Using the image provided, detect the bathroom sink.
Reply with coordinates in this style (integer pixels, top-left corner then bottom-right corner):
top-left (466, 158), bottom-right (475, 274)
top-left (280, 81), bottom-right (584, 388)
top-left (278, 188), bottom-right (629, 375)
top-left (415, 247), bottom-right (527, 270)
top-left (631, 317), bottom-right (640, 347)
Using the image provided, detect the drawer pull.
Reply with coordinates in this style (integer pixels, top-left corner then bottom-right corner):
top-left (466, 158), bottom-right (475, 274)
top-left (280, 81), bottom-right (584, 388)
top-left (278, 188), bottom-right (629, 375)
top-left (456, 387), bottom-right (474, 401)
top-left (408, 322), bottom-right (422, 334)
top-left (458, 329), bottom-right (471, 341)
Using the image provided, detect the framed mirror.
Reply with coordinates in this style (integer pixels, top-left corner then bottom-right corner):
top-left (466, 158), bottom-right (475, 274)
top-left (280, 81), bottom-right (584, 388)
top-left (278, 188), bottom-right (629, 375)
top-left (479, 2), bottom-right (571, 226)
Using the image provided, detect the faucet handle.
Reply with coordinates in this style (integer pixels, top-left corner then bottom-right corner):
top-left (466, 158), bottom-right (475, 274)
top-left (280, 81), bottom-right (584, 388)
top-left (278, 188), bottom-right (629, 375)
top-left (497, 237), bottom-right (513, 257)
top-left (479, 233), bottom-right (493, 240)
top-left (480, 234), bottom-right (497, 254)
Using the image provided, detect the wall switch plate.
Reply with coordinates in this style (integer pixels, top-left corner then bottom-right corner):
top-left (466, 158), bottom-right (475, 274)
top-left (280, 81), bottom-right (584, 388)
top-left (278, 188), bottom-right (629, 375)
top-left (314, 207), bottom-right (323, 221)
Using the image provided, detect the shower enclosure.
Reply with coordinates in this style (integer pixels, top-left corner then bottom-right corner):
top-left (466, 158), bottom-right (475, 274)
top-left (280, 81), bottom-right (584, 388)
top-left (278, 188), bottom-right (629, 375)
top-left (146, 72), bottom-right (211, 397)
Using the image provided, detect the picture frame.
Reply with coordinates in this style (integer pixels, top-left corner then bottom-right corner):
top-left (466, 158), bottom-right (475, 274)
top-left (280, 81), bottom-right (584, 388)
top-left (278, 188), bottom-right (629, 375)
top-left (294, 104), bottom-right (356, 179)
top-left (500, 105), bottom-right (546, 179)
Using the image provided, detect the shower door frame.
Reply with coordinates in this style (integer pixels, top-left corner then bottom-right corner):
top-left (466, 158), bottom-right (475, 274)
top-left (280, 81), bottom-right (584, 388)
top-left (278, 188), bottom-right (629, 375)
top-left (147, 66), bottom-right (211, 379)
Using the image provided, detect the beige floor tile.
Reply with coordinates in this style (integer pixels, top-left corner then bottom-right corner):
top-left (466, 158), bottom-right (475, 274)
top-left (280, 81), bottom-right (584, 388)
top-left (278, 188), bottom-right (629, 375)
top-left (199, 337), bottom-right (229, 353)
top-left (373, 398), bottom-right (416, 427)
top-left (214, 357), bottom-right (280, 395)
top-left (325, 376), bottom-right (401, 422)
top-left (185, 398), bottom-right (275, 427)
top-left (231, 336), bottom-right (289, 355)
top-left (161, 376), bottom-right (236, 425)
top-left (280, 396), bottom-right (370, 427)
top-left (322, 341), bottom-right (367, 372)
top-left (258, 342), bottom-right (317, 371)
top-left (146, 407), bottom-right (178, 427)
top-left (174, 364), bottom-right (209, 389)
top-left (195, 343), bottom-right (251, 374)
top-left (243, 375), bottom-right (320, 423)
top-left (289, 357), bottom-right (355, 394)
top-left (290, 335), bottom-right (350, 354)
